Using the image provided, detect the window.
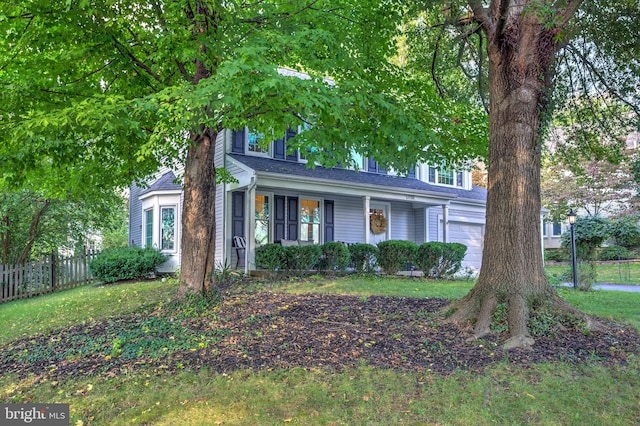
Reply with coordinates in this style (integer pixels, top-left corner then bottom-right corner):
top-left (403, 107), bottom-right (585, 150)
top-left (300, 199), bottom-right (321, 244)
top-left (552, 222), bottom-right (562, 236)
top-left (160, 206), bottom-right (176, 251)
top-left (247, 130), bottom-right (269, 155)
top-left (428, 166), bottom-right (463, 187)
top-left (144, 209), bottom-right (153, 248)
top-left (255, 195), bottom-right (270, 245)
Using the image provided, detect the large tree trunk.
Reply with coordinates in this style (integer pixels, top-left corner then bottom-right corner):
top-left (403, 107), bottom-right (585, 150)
top-left (177, 129), bottom-right (217, 297)
top-left (450, 3), bottom-right (589, 348)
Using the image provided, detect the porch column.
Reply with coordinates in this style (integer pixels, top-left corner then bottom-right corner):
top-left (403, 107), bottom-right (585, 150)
top-left (246, 183), bottom-right (256, 273)
top-left (442, 204), bottom-right (449, 243)
top-left (363, 196), bottom-right (371, 244)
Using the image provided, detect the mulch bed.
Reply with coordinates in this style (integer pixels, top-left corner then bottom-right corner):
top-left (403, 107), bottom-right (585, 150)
top-left (2, 292), bottom-right (638, 382)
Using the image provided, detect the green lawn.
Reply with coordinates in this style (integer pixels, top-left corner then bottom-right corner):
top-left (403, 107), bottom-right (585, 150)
top-left (1, 276), bottom-right (639, 425)
top-left (545, 262), bottom-right (640, 285)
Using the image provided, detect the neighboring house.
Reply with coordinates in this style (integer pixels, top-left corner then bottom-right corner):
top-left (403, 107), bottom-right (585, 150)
top-left (542, 220), bottom-right (567, 250)
top-left (129, 128), bottom-right (489, 274)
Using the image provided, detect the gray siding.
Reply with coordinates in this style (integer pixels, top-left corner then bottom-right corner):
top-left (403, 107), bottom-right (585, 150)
top-left (390, 202), bottom-right (416, 242)
top-left (428, 207), bottom-right (441, 241)
top-left (414, 208), bottom-right (426, 244)
top-left (128, 182), bottom-right (143, 247)
top-left (214, 131), bottom-right (225, 267)
top-left (333, 195), bottom-right (365, 243)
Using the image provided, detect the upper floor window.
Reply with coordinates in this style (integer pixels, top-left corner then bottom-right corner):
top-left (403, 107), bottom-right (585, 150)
top-left (428, 166), bottom-right (465, 187)
top-left (248, 131), bottom-right (269, 155)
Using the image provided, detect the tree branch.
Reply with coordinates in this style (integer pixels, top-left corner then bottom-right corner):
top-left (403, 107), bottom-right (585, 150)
top-left (468, 0), bottom-right (495, 37)
top-left (17, 199), bottom-right (50, 265)
top-left (110, 35), bottom-right (163, 87)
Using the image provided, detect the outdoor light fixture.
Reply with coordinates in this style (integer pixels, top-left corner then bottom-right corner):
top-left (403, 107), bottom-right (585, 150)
top-left (567, 209), bottom-right (578, 289)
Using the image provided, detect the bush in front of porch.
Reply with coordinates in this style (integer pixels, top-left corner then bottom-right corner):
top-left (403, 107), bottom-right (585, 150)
top-left (377, 240), bottom-right (419, 275)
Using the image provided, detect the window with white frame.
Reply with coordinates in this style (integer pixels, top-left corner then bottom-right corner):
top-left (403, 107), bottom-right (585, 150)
top-left (247, 130), bottom-right (270, 156)
top-left (552, 222), bottom-right (562, 236)
top-left (254, 194), bottom-right (270, 245)
top-left (427, 166), bottom-right (465, 187)
top-left (160, 206), bottom-right (176, 251)
top-left (144, 209), bottom-right (154, 248)
top-left (300, 198), bottom-right (321, 244)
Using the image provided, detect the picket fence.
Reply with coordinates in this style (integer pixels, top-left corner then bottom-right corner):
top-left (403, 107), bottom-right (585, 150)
top-left (0, 251), bottom-right (99, 304)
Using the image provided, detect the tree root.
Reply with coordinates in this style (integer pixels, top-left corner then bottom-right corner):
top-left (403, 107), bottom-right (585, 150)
top-left (445, 286), bottom-right (601, 350)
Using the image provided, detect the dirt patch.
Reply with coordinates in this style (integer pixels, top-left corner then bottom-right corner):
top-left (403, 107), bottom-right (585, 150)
top-left (1, 292), bottom-right (638, 381)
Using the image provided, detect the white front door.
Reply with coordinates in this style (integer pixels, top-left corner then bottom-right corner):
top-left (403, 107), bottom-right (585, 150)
top-left (369, 202), bottom-right (391, 245)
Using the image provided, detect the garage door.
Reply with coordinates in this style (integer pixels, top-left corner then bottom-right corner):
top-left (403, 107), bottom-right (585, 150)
top-left (447, 222), bottom-right (484, 270)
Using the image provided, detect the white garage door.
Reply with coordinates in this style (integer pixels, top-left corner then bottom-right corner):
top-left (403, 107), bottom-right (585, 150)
top-left (447, 222), bottom-right (484, 270)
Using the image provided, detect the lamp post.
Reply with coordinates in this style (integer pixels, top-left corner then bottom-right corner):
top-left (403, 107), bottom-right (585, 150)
top-left (568, 209), bottom-right (578, 289)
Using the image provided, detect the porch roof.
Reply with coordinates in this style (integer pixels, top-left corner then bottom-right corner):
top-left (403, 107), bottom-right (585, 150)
top-left (229, 154), bottom-right (487, 203)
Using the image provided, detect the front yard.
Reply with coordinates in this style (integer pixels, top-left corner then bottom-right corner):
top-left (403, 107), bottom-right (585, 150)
top-left (1, 276), bottom-right (639, 425)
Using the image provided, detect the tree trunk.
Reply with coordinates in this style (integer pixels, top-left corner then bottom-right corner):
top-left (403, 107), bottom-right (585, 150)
top-left (449, 6), bottom-right (590, 348)
top-left (177, 129), bottom-right (217, 297)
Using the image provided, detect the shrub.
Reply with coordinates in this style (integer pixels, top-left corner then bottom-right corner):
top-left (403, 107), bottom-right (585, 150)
top-left (598, 245), bottom-right (631, 261)
top-left (414, 242), bottom-right (467, 278)
top-left (609, 215), bottom-right (640, 248)
top-left (255, 244), bottom-right (286, 271)
top-left (377, 240), bottom-right (418, 275)
top-left (284, 245), bottom-right (322, 273)
top-left (348, 243), bottom-right (379, 272)
top-left (544, 248), bottom-right (569, 262)
top-left (562, 216), bottom-right (610, 260)
top-left (89, 247), bottom-right (168, 283)
top-left (320, 242), bottom-right (351, 272)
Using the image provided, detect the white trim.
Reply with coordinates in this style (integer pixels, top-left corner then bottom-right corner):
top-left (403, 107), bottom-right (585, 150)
top-left (139, 189), bottom-right (182, 201)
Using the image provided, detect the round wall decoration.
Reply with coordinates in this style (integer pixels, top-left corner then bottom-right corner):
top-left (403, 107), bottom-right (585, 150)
top-left (370, 211), bottom-right (388, 234)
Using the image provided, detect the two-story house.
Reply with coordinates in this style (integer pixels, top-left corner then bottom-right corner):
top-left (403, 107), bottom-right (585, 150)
top-left (129, 127), bottom-right (488, 274)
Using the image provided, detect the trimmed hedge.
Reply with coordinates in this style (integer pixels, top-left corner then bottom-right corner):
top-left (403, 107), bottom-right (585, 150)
top-left (255, 244), bottom-right (286, 271)
top-left (284, 245), bottom-right (322, 272)
top-left (348, 243), bottom-right (379, 272)
top-left (321, 242), bottom-right (351, 272)
top-left (89, 247), bottom-right (168, 283)
top-left (414, 242), bottom-right (467, 278)
top-left (377, 240), bottom-right (418, 275)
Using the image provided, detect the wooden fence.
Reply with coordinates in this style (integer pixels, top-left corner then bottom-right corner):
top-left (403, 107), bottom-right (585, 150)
top-left (0, 250), bottom-right (99, 304)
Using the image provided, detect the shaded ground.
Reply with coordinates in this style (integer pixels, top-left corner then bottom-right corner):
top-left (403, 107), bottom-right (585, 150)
top-left (1, 292), bottom-right (638, 382)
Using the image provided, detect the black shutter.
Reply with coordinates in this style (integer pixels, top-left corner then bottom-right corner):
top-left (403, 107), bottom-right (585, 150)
top-left (232, 129), bottom-right (245, 153)
top-left (231, 191), bottom-right (245, 239)
top-left (287, 197), bottom-right (298, 240)
top-left (368, 157), bottom-right (378, 173)
top-left (407, 166), bottom-right (416, 179)
top-left (273, 138), bottom-right (285, 159)
top-left (274, 195), bottom-right (286, 242)
top-left (285, 128), bottom-right (298, 161)
top-left (324, 200), bottom-right (334, 242)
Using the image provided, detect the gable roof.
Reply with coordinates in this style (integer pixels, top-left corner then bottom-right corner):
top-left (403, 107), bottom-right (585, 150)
top-left (140, 171), bottom-right (183, 196)
top-left (229, 154), bottom-right (487, 202)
